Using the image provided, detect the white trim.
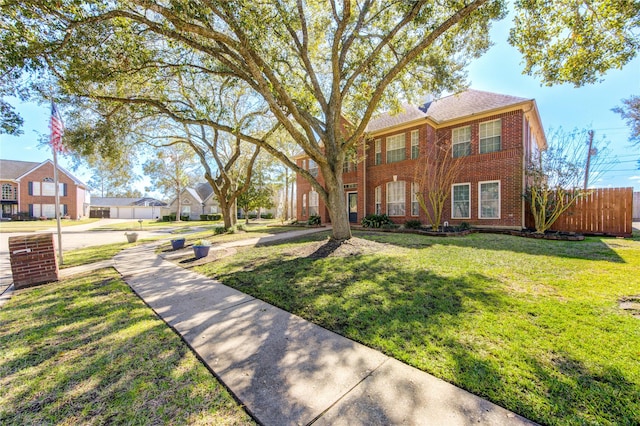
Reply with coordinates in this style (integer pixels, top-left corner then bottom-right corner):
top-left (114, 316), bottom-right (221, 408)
top-left (451, 182), bottom-right (471, 219)
top-left (478, 180), bottom-right (501, 219)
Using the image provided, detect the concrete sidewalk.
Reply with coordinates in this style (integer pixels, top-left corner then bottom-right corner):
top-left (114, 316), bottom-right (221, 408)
top-left (112, 231), bottom-right (536, 425)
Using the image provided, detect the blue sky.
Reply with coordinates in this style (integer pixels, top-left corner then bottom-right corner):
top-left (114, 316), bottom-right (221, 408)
top-left (1, 16), bottom-right (639, 192)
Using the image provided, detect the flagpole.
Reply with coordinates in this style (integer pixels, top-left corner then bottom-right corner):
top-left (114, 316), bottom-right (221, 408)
top-left (53, 145), bottom-right (63, 266)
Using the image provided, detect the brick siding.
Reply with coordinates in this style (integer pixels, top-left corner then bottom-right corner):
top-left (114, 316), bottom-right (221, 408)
top-left (9, 233), bottom-right (59, 289)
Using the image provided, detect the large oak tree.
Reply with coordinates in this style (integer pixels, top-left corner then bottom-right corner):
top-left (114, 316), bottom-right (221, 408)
top-left (2, 0), bottom-right (638, 240)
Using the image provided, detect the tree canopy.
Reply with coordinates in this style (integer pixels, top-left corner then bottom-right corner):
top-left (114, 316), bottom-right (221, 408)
top-left (2, 0), bottom-right (638, 239)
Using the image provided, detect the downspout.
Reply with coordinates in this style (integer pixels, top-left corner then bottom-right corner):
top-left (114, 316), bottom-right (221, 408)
top-left (521, 106), bottom-right (533, 230)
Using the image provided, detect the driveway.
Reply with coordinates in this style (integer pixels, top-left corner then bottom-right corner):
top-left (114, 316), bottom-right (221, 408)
top-left (0, 219), bottom-right (173, 292)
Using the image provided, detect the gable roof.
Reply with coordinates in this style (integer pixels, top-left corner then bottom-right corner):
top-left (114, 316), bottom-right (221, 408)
top-left (91, 197), bottom-right (167, 207)
top-left (366, 90), bottom-right (531, 133)
top-left (0, 159), bottom-right (41, 180)
top-left (0, 159), bottom-right (87, 187)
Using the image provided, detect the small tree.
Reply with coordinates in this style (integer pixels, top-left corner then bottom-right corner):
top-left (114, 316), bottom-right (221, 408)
top-left (237, 182), bottom-right (274, 224)
top-left (414, 137), bottom-right (463, 231)
top-left (525, 128), bottom-right (612, 234)
top-left (143, 143), bottom-right (200, 221)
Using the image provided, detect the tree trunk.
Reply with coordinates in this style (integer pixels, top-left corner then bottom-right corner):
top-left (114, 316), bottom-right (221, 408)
top-left (284, 168), bottom-right (289, 220)
top-left (323, 170), bottom-right (352, 241)
top-left (220, 199), bottom-right (235, 229)
top-left (290, 177), bottom-right (295, 220)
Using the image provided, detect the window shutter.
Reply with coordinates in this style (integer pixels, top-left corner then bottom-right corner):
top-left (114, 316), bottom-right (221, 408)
top-left (63, 183), bottom-right (68, 197)
top-left (28, 204), bottom-right (33, 217)
top-left (63, 204), bottom-right (68, 215)
top-left (28, 182), bottom-right (33, 196)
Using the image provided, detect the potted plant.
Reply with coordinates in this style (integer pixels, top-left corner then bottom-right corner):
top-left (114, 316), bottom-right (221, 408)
top-left (125, 232), bottom-right (138, 243)
top-left (192, 239), bottom-right (211, 259)
top-left (171, 237), bottom-right (186, 250)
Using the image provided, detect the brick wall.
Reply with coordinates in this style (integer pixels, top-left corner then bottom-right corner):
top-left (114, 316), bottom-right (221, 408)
top-left (296, 110), bottom-right (529, 229)
top-left (9, 233), bottom-right (59, 289)
top-left (18, 162), bottom-right (82, 219)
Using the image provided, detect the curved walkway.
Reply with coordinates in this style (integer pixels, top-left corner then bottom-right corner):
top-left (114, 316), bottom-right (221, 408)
top-left (2, 226), bottom-right (538, 424)
top-left (109, 229), bottom-right (536, 426)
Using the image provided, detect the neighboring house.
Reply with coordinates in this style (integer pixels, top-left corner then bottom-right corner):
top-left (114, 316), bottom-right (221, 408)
top-left (0, 159), bottom-right (89, 220)
top-left (164, 182), bottom-right (220, 220)
top-left (90, 197), bottom-right (167, 219)
top-left (296, 89), bottom-right (547, 229)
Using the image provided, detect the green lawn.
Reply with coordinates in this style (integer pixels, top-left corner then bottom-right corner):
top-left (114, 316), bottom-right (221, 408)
top-left (0, 269), bottom-right (254, 425)
top-left (0, 218), bottom-right (100, 233)
top-left (93, 219), bottom-right (217, 231)
top-left (61, 242), bottom-right (131, 268)
top-left (193, 230), bottom-right (640, 426)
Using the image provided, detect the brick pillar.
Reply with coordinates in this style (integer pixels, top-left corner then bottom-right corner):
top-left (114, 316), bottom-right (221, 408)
top-left (9, 233), bottom-right (59, 289)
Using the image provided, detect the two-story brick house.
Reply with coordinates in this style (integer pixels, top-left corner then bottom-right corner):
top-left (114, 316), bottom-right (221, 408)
top-left (0, 159), bottom-right (89, 220)
top-left (296, 90), bottom-right (547, 229)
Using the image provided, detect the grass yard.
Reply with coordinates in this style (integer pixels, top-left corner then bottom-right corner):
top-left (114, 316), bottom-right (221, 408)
top-left (0, 269), bottom-right (254, 425)
top-left (157, 223), bottom-right (305, 252)
top-left (93, 219), bottom-right (217, 231)
top-left (193, 230), bottom-right (640, 426)
top-left (61, 242), bottom-right (131, 268)
top-left (0, 218), bottom-right (100, 233)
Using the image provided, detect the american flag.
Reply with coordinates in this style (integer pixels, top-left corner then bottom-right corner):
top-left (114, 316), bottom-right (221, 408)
top-left (50, 101), bottom-right (65, 153)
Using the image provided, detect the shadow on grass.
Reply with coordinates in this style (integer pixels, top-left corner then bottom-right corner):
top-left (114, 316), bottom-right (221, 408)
top-left (353, 230), bottom-right (627, 263)
top-left (0, 269), bottom-right (251, 425)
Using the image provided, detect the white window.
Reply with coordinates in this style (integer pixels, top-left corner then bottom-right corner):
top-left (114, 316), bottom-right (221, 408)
top-left (386, 181), bottom-right (405, 216)
top-left (308, 159), bottom-right (318, 177)
top-left (374, 139), bottom-right (382, 165)
top-left (411, 182), bottom-right (420, 216)
top-left (2, 184), bottom-right (15, 200)
top-left (42, 181), bottom-right (56, 196)
top-left (32, 204), bottom-right (41, 217)
top-left (181, 205), bottom-right (191, 215)
top-left (32, 182), bottom-right (41, 196)
top-left (309, 190), bottom-right (319, 216)
top-left (479, 119), bottom-right (501, 154)
top-left (210, 206), bottom-right (218, 214)
top-left (302, 194), bottom-right (307, 216)
top-left (452, 183), bottom-right (471, 219)
top-left (452, 126), bottom-right (471, 157)
top-left (374, 185), bottom-right (382, 214)
top-left (411, 130), bottom-right (419, 159)
top-left (386, 134), bottom-right (406, 163)
top-left (42, 204), bottom-right (56, 218)
top-left (479, 181), bottom-right (500, 219)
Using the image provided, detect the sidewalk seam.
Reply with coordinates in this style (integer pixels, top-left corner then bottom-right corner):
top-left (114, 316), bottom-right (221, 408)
top-left (305, 357), bottom-right (390, 426)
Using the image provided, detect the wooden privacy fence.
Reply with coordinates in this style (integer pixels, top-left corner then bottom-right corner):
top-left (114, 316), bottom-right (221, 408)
top-left (526, 187), bottom-right (634, 237)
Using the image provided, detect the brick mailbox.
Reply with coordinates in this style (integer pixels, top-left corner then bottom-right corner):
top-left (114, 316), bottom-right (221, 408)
top-left (9, 233), bottom-right (59, 289)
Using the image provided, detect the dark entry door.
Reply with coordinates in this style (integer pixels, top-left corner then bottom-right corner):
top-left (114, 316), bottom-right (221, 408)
top-left (348, 193), bottom-right (358, 223)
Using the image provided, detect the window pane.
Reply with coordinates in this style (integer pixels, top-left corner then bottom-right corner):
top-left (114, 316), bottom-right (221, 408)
top-left (452, 126), bottom-right (471, 158)
top-left (480, 182), bottom-right (500, 218)
top-left (375, 139), bottom-right (382, 165)
top-left (479, 120), bottom-right (501, 154)
top-left (386, 181), bottom-right (405, 216)
top-left (452, 184), bottom-right (470, 218)
top-left (386, 134), bottom-right (406, 163)
top-left (411, 130), bottom-right (419, 159)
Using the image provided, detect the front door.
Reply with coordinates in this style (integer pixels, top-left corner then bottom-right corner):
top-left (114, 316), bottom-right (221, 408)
top-left (347, 192), bottom-right (358, 223)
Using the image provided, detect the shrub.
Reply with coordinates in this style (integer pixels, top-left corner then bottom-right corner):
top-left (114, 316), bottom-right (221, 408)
top-left (261, 213), bottom-right (274, 219)
top-left (180, 215), bottom-right (190, 221)
top-left (207, 214), bottom-right (222, 221)
top-left (162, 215), bottom-right (171, 222)
top-left (193, 239), bottom-right (211, 246)
top-left (361, 214), bottom-right (393, 228)
top-left (458, 222), bottom-right (471, 231)
top-left (236, 224), bottom-right (246, 231)
top-left (307, 215), bottom-right (321, 226)
top-left (404, 219), bottom-right (422, 229)
top-left (214, 226), bottom-right (227, 235)
top-left (200, 214), bottom-right (208, 221)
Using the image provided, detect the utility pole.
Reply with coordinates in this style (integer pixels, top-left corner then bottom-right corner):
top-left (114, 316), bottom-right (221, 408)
top-left (584, 130), bottom-right (594, 190)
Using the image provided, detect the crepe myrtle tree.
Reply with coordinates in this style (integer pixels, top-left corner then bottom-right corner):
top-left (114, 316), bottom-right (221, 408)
top-left (525, 128), bottom-right (613, 234)
top-left (3, 0), bottom-right (638, 239)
